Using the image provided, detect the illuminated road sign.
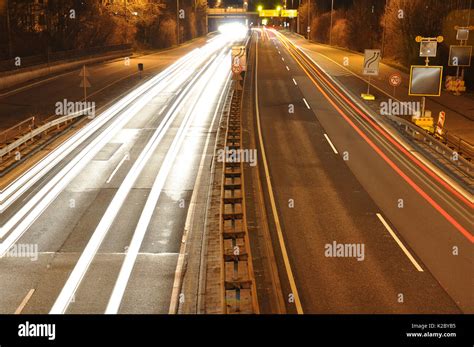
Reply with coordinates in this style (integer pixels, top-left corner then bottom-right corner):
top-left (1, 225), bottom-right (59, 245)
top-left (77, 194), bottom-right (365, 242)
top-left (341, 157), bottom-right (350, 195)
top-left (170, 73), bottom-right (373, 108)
top-left (409, 65), bottom-right (443, 97)
top-left (259, 10), bottom-right (279, 17)
top-left (281, 10), bottom-right (298, 18)
top-left (456, 28), bottom-right (469, 41)
top-left (389, 73), bottom-right (402, 87)
top-left (419, 41), bottom-right (437, 57)
top-left (363, 49), bottom-right (381, 76)
top-left (448, 45), bottom-right (472, 67)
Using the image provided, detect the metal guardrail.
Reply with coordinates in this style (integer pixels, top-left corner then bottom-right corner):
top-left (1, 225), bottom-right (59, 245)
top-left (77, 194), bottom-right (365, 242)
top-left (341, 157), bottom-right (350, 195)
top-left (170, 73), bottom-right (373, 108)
top-left (219, 86), bottom-right (258, 314)
top-left (386, 114), bottom-right (473, 179)
top-left (0, 117), bottom-right (35, 144)
top-left (444, 130), bottom-right (474, 160)
top-left (0, 110), bottom-right (91, 159)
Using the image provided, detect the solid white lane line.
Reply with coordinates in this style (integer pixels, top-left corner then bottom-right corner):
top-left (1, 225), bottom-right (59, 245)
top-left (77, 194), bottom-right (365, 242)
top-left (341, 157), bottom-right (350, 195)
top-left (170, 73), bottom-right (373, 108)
top-left (15, 289), bottom-right (35, 314)
top-left (292, 78), bottom-right (298, 86)
top-left (106, 153), bottom-right (130, 184)
top-left (286, 65), bottom-right (290, 71)
top-left (302, 98), bottom-right (310, 109)
top-left (106, 53), bottom-right (226, 314)
top-left (376, 213), bottom-right (424, 272)
top-left (323, 134), bottom-right (338, 154)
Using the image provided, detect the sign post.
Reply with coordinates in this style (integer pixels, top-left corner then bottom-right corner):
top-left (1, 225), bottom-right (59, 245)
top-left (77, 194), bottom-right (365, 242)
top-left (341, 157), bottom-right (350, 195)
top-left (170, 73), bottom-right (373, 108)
top-left (361, 49), bottom-right (381, 100)
top-left (231, 46), bottom-right (247, 89)
top-left (446, 26), bottom-right (474, 95)
top-left (79, 65), bottom-right (91, 102)
top-left (412, 35), bottom-right (443, 117)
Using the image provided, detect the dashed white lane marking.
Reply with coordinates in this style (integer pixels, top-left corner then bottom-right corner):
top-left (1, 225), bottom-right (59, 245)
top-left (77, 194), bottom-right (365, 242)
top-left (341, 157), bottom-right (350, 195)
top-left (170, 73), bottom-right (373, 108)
top-left (106, 153), bottom-right (130, 184)
top-left (376, 213), bottom-right (424, 272)
top-left (302, 97), bottom-right (310, 109)
top-left (323, 134), bottom-right (338, 154)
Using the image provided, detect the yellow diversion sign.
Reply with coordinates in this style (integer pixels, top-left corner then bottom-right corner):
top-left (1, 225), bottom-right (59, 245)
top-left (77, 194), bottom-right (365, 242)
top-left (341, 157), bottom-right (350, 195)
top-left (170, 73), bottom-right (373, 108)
top-left (259, 10), bottom-right (280, 17)
top-left (281, 10), bottom-right (298, 17)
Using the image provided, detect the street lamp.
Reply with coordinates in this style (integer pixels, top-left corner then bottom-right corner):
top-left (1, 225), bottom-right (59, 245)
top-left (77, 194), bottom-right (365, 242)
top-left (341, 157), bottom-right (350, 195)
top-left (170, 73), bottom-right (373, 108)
top-left (257, 5), bottom-right (263, 12)
top-left (6, 0), bottom-right (12, 59)
top-left (329, 0), bottom-right (334, 45)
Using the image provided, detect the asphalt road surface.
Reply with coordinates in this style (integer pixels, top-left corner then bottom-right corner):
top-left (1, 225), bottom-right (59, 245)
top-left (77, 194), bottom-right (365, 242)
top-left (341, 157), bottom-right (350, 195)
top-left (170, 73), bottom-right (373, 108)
top-left (253, 28), bottom-right (472, 314)
top-left (0, 34), bottom-right (233, 314)
top-left (0, 28), bottom-right (471, 316)
top-left (0, 36), bottom-right (213, 131)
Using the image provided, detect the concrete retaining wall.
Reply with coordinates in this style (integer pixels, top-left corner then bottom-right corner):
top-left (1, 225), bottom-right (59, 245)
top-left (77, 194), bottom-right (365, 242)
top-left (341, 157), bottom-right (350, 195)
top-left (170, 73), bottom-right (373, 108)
top-left (0, 49), bottom-right (133, 91)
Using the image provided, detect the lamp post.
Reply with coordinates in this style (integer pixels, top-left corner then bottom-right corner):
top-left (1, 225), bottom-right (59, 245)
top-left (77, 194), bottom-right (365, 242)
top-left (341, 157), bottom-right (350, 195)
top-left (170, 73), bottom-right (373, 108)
top-left (6, 0), bottom-right (13, 59)
top-left (381, 0), bottom-right (387, 57)
top-left (329, 0), bottom-right (334, 45)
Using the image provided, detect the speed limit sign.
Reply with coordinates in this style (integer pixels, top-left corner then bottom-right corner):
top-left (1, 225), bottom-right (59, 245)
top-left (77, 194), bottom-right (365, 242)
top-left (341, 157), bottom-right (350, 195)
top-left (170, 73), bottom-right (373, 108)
top-left (389, 73), bottom-right (402, 87)
top-left (232, 65), bottom-right (242, 74)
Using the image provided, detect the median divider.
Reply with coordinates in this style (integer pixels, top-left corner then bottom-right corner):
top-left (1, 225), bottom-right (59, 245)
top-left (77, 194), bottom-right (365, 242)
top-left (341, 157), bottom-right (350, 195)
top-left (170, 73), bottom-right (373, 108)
top-left (219, 86), bottom-right (259, 314)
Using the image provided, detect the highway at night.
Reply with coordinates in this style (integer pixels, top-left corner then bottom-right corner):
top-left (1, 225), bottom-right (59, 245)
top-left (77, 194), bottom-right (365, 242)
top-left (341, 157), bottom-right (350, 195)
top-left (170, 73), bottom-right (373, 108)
top-left (252, 28), bottom-right (471, 313)
top-left (0, 1), bottom-right (472, 345)
top-left (0, 33), bottom-right (237, 314)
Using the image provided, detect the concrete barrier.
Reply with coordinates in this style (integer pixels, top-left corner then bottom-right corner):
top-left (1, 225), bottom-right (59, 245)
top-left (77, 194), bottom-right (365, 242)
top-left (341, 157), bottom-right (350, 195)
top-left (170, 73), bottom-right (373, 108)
top-left (0, 49), bottom-right (133, 91)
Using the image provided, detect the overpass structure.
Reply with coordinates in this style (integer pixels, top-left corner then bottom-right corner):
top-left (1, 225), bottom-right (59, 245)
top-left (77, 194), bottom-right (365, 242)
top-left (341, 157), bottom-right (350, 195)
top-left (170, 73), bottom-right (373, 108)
top-left (207, 8), bottom-right (259, 32)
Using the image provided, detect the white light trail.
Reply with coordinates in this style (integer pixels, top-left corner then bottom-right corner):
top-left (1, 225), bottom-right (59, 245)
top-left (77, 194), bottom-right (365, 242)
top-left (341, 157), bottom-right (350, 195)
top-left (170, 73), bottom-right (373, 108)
top-left (106, 51), bottom-right (229, 314)
top-left (49, 45), bottom-right (229, 314)
top-left (1, 36), bottom-right (231, 249)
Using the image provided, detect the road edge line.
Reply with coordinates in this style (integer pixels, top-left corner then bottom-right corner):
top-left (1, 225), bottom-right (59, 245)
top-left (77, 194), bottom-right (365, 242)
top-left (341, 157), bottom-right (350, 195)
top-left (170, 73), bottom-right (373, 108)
top-left (254, 30), bottom-right (304, 314)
